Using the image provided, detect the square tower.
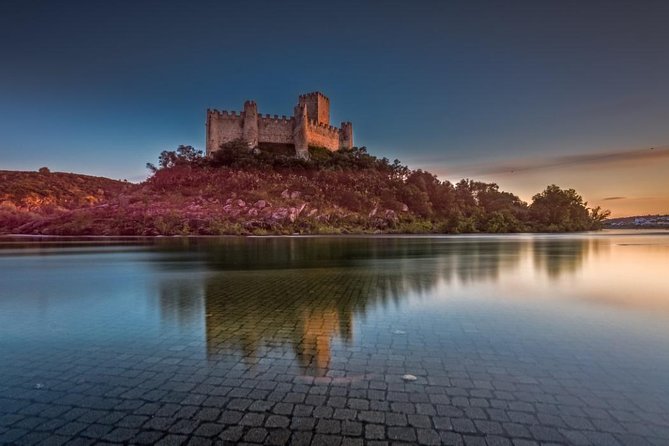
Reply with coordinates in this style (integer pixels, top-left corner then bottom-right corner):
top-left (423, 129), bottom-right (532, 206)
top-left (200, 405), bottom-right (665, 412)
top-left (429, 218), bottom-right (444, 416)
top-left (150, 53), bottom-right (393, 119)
top-left (298, 92), bottom-right (330, 125)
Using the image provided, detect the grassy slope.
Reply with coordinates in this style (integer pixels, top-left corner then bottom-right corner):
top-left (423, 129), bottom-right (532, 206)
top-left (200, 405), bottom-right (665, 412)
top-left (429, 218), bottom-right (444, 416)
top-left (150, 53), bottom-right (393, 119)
top-left (0, 166), bottom-right (432, 235)
top-left (0, 170), bottom-right (131, 234)
top-left (0, 161), bottom-right (603, 235)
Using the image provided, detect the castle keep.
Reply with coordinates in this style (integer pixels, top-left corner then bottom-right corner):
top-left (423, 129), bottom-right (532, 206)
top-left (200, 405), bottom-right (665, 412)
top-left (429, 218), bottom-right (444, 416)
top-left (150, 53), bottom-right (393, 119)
top-left (206, 92), bottom-right (353, 158)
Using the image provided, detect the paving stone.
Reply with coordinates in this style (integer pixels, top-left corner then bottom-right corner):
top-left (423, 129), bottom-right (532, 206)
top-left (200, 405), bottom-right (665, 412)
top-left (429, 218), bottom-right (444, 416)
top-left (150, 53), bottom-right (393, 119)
top-left (311, 433), bottom-right (342, 446)
top-left (289, 431), bottom-right (313, 446)
top-left (266, 428), bottom-right (291, 445)
top-left (102, 427), bottom-right (139, 442)
top-left (387, 426), bottom-right (417, 442)
top-left (365, 424), bottom-right (385, 440)
top-left (341, 420), bottom-right (362, 436)
top-left (291, 416), bottom-right (316, 431)
top-left (407, 414), bottom-right (432, 428)
top-left (239, 412), bottom-right (265, 426)
top-left (359, 411), bottom-right (385, 424)
top-left (193, 422), bottom-right (224, 437)
top-left (452, 418), bottom-right (477, 434)
top-left (132, 430), bottom-right (165, 444)
top-left (266, 414), bottom-right (290, 428)
top-left (218, 425), bottom-right (244, 442)
top-left (317, 419), bottom-right (341, 434)
top-left (244, 427), bottom-right (268, 443)
top-left (155, 434), bottom-right (188, 446)
top-left (341, 437), bottom-right (363, 446)
top-left (417, 428), bottom-right (441, 445)
top-left (485, 435), bottom-right (513, 446)
top-left (168, 419), bottom-right (200, 435)
top-left (219, 410), bottom-right (243, 424)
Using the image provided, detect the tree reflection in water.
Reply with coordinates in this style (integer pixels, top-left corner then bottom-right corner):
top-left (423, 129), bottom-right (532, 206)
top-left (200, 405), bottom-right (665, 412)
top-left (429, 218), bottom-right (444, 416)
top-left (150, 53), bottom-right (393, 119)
top-left (152, 236), bottom-right (599, 376)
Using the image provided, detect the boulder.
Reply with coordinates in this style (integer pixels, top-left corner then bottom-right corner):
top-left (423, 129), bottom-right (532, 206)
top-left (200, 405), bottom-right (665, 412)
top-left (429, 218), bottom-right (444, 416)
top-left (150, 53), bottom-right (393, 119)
top-left (272, 207), bottom-right (289, 220)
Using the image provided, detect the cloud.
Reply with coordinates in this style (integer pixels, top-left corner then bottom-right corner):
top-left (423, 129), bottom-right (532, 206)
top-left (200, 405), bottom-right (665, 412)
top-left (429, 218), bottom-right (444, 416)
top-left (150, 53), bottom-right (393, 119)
top-left (602, 196), bottom-right (626, 201)
top-left (456, 145), bottom-right (669, 176)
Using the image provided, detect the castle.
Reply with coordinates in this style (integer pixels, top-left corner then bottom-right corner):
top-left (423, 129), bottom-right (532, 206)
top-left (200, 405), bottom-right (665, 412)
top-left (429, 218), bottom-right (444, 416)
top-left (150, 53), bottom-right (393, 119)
top-left (206, 92), bottom-right (353, 159)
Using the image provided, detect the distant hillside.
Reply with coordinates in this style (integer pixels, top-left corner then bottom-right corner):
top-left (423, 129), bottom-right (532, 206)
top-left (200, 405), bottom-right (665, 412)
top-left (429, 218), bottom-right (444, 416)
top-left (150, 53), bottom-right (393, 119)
top-left (0, 170), bottom-right (129, 208)
top-left (0, 145), bottom-right (608, 235)
top-left (0, 170), bottom-right (131, 233)
top-left (605, 215), bottom-right (669, 229)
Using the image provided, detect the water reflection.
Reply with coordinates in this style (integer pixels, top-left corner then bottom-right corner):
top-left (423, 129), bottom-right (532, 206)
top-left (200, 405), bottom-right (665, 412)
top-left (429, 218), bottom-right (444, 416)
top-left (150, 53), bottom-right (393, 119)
top-left (532, 237), bottom-right (607, 279)
top-left (2, 234), bottom-right (669, 446)
top-left (150, 236), bottom-right (603, 375)
top-left (156, 277), bottom-right (205, 330)
top-left (203, 271), bottom-right (356, 376)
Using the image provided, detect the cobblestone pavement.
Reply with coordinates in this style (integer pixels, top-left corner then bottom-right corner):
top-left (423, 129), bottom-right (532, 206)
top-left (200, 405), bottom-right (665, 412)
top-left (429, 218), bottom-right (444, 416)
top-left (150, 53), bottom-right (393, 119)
top-left (1, 237), bottom-right (669, 445)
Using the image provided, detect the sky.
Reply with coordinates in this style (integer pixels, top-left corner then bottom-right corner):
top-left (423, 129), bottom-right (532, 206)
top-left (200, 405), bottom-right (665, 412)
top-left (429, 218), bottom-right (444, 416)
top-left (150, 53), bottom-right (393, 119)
top-left (1, 0), bottom-right (668, 217)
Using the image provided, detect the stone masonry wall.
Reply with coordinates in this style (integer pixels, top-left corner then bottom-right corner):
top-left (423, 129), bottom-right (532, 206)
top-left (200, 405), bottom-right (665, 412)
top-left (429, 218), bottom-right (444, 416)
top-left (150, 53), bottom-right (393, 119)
top-left (298, 92), bottom-right (330, 126)
top-left (206, 110), bottom-right (243, 155)
top-left (305, 120), bottom-right (340, 151)
top-left (258, 115), bottom-right (294, 145)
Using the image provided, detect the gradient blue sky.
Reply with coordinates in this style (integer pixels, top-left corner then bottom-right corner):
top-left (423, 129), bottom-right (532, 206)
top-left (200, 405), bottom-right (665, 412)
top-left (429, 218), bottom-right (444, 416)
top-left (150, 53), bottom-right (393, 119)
top-left (1, 0), bottom-right (668, 216)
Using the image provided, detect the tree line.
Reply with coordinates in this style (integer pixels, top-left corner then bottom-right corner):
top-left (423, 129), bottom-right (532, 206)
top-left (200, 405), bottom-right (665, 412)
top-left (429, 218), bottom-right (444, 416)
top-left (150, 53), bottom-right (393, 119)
top-left (147, 141), bottom-right (610, 233)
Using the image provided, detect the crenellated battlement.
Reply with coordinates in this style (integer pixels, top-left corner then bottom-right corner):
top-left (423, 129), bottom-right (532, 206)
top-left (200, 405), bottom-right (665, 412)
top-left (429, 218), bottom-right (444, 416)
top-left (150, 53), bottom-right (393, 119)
top-left (307, 119), bottom-right (340, 134)
top-left (258, 114), bottom-right (294, 124)
top-left (209, 109), bottom-right (243, 119)
top-left (298, 91), bottom-right (329, 101)
top-left (206, 91), bottom-right (353, 156)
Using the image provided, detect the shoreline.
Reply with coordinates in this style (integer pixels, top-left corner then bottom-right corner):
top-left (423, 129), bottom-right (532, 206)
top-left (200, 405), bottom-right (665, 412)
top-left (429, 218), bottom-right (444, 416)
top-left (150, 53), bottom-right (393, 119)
top-left (1, 228), bottom-right (666, 241)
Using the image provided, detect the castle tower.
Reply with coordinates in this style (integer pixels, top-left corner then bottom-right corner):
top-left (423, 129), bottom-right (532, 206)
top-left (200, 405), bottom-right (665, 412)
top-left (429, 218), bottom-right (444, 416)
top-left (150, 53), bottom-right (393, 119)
top-left (242, 100), bottom-right (259, 148)
top-left (293, 103), bottom-right (309, 160)
top-left (339, 121), bottom-right (353, 150)
top-left (298, 92), bottom-right (330, 125)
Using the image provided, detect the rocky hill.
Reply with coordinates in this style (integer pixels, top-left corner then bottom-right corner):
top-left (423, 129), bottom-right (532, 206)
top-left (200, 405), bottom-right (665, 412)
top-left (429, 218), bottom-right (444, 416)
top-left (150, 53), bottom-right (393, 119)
top-left (0, 169), bottom-right (128, 208)
top-left (0, 145), bottom-right (608, 235)
top-left (0, 169), bottom-right (132, 234)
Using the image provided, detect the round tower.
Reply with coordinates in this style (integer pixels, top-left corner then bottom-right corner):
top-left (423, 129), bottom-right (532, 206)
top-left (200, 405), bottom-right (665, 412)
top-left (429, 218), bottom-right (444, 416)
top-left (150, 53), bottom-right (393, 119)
top-left (293, 103), bottom-right (309, 159)
top-left (242, 100), bottom-right (259, 148)
top-left (339, 122), bottom-right (353, 150)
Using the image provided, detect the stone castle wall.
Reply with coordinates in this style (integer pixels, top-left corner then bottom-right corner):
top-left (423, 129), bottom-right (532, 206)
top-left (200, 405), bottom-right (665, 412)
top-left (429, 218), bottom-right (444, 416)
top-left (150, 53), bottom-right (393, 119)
top-left (206, 110), bottom-right (243, 153)
top-left (206, 92), bottom-right (353, 156)
top-left (258, 115), bottom-right (294, 144)
top-left (305, 120), bottom-right (341, 151)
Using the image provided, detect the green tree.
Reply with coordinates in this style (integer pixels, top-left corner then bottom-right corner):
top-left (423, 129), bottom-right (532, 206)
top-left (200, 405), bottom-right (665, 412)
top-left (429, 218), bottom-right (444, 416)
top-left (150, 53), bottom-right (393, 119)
top-left (147, 145), bottom-right (204, 171)
top-left (529, 185), bottom-right (603, 231)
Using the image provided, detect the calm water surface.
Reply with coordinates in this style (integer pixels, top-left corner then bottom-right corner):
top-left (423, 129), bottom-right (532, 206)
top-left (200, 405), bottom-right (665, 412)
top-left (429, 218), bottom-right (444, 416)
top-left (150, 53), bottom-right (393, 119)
top-left (1, 231), bottom-right (668, 445)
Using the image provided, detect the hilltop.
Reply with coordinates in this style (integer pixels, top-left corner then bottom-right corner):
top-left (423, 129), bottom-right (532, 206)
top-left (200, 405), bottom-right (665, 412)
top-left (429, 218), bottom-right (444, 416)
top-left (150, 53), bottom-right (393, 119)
top-left (0, 169), bottom-right (131, 233)
top-left (0, 143), bottom-right (608, 235)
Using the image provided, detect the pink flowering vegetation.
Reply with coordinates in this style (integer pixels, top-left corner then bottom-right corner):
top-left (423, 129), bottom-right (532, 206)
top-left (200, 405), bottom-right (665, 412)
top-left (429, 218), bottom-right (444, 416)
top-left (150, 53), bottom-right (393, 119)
top-left (0, 143), bottom-right (608, 235)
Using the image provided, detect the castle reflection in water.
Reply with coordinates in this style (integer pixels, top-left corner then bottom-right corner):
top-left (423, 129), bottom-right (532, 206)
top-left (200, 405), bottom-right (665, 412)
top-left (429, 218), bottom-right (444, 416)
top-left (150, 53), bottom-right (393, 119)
top-left (153, 236), bottom-right (605, 376)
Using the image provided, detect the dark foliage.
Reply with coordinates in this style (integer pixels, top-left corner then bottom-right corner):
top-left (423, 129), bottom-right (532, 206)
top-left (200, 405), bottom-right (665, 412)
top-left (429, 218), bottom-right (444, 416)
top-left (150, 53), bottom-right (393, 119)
top-left (0, 144), bottom-right (608, 235)
top-left (138, 142), bottom-right (608, 234)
